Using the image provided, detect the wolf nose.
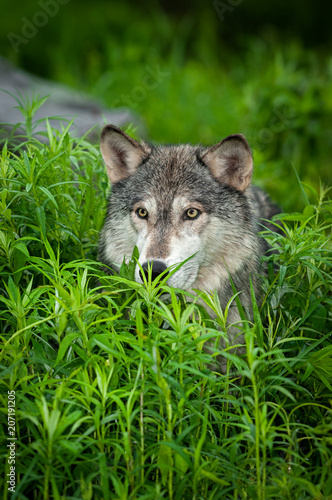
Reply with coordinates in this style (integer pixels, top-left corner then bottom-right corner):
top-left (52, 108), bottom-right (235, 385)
top-left (140, 260), bottom-right (168, 282)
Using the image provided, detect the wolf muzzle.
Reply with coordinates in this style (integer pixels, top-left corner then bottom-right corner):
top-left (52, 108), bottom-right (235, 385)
top-left (139, 260), bottom-right (168, 282)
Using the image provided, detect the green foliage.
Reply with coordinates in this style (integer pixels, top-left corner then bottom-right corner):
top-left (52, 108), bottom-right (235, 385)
top-left (0, 98), bottom-right (331, 499)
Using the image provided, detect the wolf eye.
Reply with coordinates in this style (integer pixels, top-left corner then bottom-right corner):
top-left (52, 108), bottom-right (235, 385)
top-left (136, 208), bottom-right (148, 219)
top-left (185, 208), bottom-right (201, 220)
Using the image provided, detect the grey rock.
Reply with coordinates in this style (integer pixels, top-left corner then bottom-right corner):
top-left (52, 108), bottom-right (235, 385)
top-left (0, 57), bottom-right (141, 143)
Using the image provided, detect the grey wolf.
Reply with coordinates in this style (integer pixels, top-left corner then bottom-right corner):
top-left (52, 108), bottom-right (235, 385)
top-left (98, 125), bottom-right (280, 369)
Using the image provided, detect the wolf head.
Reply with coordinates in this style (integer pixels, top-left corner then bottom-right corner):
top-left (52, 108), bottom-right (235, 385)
top-left (99, 125), bottom-right (259, 293)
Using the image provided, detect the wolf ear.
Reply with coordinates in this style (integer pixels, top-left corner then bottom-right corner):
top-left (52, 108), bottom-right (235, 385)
top-left (100, 125), bottom-right (151, 183)
top-left (201, 134), bottom-right (253, 192)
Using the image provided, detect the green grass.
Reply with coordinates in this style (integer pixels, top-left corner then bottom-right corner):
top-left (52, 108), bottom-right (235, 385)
top-left (0, 97), bottom-right (331, 499)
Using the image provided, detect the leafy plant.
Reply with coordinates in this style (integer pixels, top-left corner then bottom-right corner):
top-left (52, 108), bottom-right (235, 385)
top-left (0, 96), bottom-right (331, 500)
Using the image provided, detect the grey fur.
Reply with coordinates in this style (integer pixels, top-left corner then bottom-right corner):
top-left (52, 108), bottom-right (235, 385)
top-left (98, 125), bottom-right (280, 371)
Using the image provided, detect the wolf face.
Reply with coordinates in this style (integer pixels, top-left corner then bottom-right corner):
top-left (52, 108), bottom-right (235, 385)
top-left (98, 125), bottom-right (262, 303)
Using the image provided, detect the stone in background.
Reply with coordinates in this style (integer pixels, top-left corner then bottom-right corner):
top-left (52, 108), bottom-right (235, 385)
top-left (0, 57), bottom-right (141, 143)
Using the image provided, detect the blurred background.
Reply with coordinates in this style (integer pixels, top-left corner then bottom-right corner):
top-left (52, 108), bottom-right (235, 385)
top-left (1, 0), bottom-right (332, 210)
